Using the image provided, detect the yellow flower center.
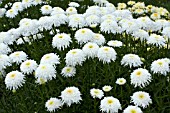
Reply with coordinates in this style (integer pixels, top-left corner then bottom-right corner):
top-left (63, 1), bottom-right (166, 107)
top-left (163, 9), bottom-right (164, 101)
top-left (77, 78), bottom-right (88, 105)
top-left (69, 8), bottom-right (73, 12)
top-left (45, 6), bottom-right (49, 10)
top-left (139, 94), bottom-right (144, 99)
top-left (94, 90), bottom-right (99, 94)
top-left (49, 101), bottom-right (54, 105)
top-left (153, 13), bottom-right (158, 17)
top-left (130, 109), bottom-right (137, 113)
top-left (10, 74), bottom-right (16, 78)
top-left (136, 71), bottom-right (142, 76)
top-left (88, 45), bottom-right (93, 48)
top-left (15, 53), bottom-right (20, 56)
top-left (81, 30), bottom-right (86, 34)
top-left (104, 48), bottom-right (109, 52)
top-left (45, 56), bottom-right (50, 59)
top-left (67, 89), bottom-right (73, 94)
top-left (41, 66), bottom-right (46, 70)
top-left (66, 68), bottom-right (71, 72)
top-left (158, 61), bottom-right (163, 66)
top-left (58, 35), bottom-right (63, 38)
top-left (107, 99), bottom-right (114, 105)
top-left (71, 51), bottom-right (77, 55)
top-left (25, 62), bottom-right (31, 66)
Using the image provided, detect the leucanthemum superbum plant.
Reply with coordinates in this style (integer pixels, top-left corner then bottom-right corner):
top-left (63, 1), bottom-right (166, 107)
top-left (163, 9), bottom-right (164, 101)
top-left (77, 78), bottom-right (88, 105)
top-left (0, 0), bottom-right (170, 112)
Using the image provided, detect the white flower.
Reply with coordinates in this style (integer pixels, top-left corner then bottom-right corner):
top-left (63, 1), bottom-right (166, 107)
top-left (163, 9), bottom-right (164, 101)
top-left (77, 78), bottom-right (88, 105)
top-left (102, 85), bottom-right (112, 92)
top-left (0, 8), bottom-right (6, 17)
top-left (107, 40), bottom-right (123, 47)
top-left (52, 33), bottom-right (72, 50)
top-left (90, 88), bottom-right (104, 99)
top-left (61, 66), bottom-right (76, 77)
top-left (40, 53), bottom-right (60, 66)
top-left (38, 16), bottom-right (53, 30)
top-left (0, 54), bottom-right (11, 71)
top-left (22, 0), bottom-right (33, 8)
top-left (121, 54), bottom-right (143, 68)
top-left (86, 15), bottom-right (100, 26)
top-left (51, 7), bottom-right (65, 15)
top-left (65, 49), bottom-right (86, 66)
top-left (66, 7), bottom-right (77, 16)
top-left (40, 5), bottom-right (52, 15)
top-left (60, 86), bottom-right (82, 106)
top-left (132, 29), bottom-right (149, 41)
top-left (6, 9), bottom-right (18, 18)
top-left (162, 27), bottom-right (170, 39)
top-left (19, 18), bottom-right (39, 36)
top-left (91, 33), bottom-right (106, 46)
top-left (12, 2), bottom-right (24, 12)
top-left (9, 51), bottom-right (27, 64)
top-left (35, 64), bottom-right (56, 80)
top-left (5, 71), bottom-right (25, 90)
top-left (131, 91), bottom-right (152, 108)
top-left (45, 98), bottom-right (63, 112)
top-left (68, 2), bottom-right (80, 7)
top-left (82, 42), bottom-right (99, 59)
top-left (69, 14), bottom-right (86, 28)
top-left (100, 19), bottom-right (121, 34)
top-left (116, 78), bottom-right (126, 85)
top-left (117, 3), bottom-right (127, 10)
top-left (123, 105), bottom-right (143, 113)
top-left (20, 60), bottom-right (38, 74)
top-left (100, 96), bottom-right (122, 113)
top-left (32, 0), bottom-right (42, 5)
top-left (150, 13), bottom-right (161, 20)
top-left (51, 14), bottom-right (68, 27)
top-left (147, 34), bottom-right (166, 47)
top-left (130, 68), bottom-right (152, 88)
top-left (151, 59), bottom-right (170, 76)
top-left (97, 46), bottom-right (117, 64)
top-left (75, 28), bottom-right (94, 44)
top-left (0, 43), bottom-right (11, 54)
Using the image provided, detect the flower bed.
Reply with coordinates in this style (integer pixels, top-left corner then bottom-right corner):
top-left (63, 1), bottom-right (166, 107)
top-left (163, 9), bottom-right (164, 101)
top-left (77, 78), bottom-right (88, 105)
top-left (0, 0), bottom-right (170, 113)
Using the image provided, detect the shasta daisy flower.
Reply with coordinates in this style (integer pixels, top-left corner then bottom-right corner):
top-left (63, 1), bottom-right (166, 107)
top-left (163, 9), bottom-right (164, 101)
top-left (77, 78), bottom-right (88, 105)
top-left (147, 34), bottom-right (166, 47)
top-left (75, 28), bottom-right (94, 44)
top-left (35, 64), bottom-right (56, 80)
top-left (102, 85), bottom-right (112, 92)
top-left (0, 54), bottom-right (11, 71)
top-left (65, 49), bottom-right (86, 66)
top-left (6, 9), bottom-right (18, 18)
top-left (61, 66), bottom-right (76, 77)
top-left (40, 5), bottom-right (52, 15)
top-left (20, 60), bottom-right (38, 74)
top-left (40, 53), bottom-right (60, 66)
top-left (107, 40), bottom-right (123, 47)
top-left (121, 54), bottom-right (143, 68)
top-left (45, 98), bottom-right (63, 112)
top-left (90, 88), bottom-right (104, 99)
top-left (66, 7), bottom-right (77, 16)
top-left (116, 78), bottom-right (126, 85)
top-left (91, 33), bottom-right (106, 46)
top-left (9, 51), bottom-right (27, 64)
top-left (151, 59), bottom-right (170, 76)
top-left (0, 43), bottom-right (11, 54)
top-left (82, 42), bottom-right (99, 59)
top-left (60, 86), bottom-right (82, 106)
top-left (123, 105), bottom-right (143, 113)
top-left (131, 91), bottom-right (152, 108)
top-left (97, 46), bottom-right (117, 64)
top-left (12, 2), bottom-right (23, 12)
top-left (130, 68), bottom-right (152, 88)
top-left (5, 71), bottom-right (25, 90)
top-left (52, 33), bottom-right (72, 50)
top-left (68, 2), bottom-right (80, 7)
top-left (100, 96), bottom-right (122, 113)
